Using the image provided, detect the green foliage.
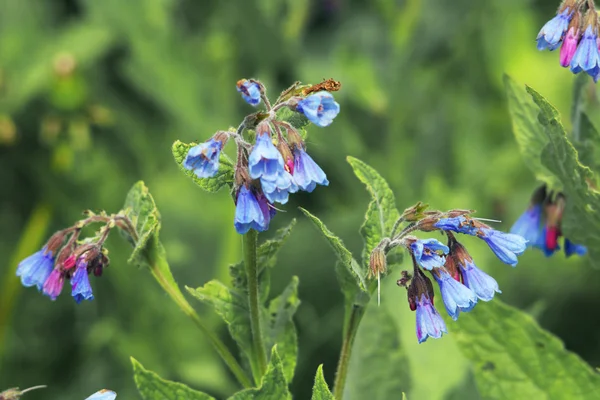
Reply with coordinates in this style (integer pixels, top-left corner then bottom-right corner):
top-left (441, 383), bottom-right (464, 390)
top-left (132, 357), bottom-right (216, 400)
top-left (299, 208), bottom-right (369, 306)
top-left (172, 140), bottom-right (235, 193)
top-left (344, 303), bottom-right (410, 400)
top-left (347, 156), bottom-right (401, 270)
top-left (452, 298), bottom-right (600, 399)
top-left (311, 365), bottom-right (334, 400)
top-left (257, 219), bottom-right (297, 270)
top-left (504, 75), bottom-right (560, 188)
top-left (228, 347), bottom-right (292, 400)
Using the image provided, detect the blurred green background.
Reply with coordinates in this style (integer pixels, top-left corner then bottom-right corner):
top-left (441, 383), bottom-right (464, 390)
top-left (1, 0), bottom-right (598, 399)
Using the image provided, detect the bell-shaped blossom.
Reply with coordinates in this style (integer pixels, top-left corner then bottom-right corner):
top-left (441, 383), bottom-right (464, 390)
top-left (459, 261), bottom-right (501, 302)
top-left (234, 185), bottom-right (268, 234)
top-left (292, 148), bottom-right (329, 192)
top-left (510, 204), bottom-right (542, 246)
top-left (71, 259), bottom-right (94, 304)
top-left (415, 294), bottom-right (447, 343)
top-left (42, 269), bottom-right (65, 301)
top-left (16, 247), bottom-right (55, 291)
top-left (249, 131), bottom-right (284, 180)
top-left (260, 169), bottom-right (298, 204)
top-left (296, 91), bottom-right (340, 127)
top-left (570, 25), bottom-right (600, 80)
top-left (411, 239), bottom-right (449, 270)
top-left (479, 228), bottom-right (528, 266)
top-left (236, 79), bottom-right (261, 106)
top-left (432, 268), bottom-right (477, 320)
top-left (536, 8), bottom-right (573, 51)
top-left (183, 138), bottom-right (222, 179)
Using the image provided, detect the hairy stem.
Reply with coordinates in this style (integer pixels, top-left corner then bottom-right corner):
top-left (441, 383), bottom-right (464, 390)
top-left (243, 229), bottom-right (268, 383)
top-left (333, 305), bottom-right (366, 399)
top-left (146, 238), bottom-right (253, 389)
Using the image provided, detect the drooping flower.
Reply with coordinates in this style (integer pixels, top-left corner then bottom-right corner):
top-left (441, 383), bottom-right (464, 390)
top-left (234, 185), bottom-right (268, 234)
top-left (415, 294), bottom-right (447, 343)
top-left (434, 216), bottom-right (478, 235)
top-left (16, 247), bottom-right (55, 291)
top-left (260, 169), bottom-right (298, 204)
top-left (410, 238), bottom-right (449, 270)
top-left (42, 268), bottom-right (65, 301)
top-left (510, 204), bottom-right (542, 246)
top-left (536, 6), bottom-right (573, 51)
top-left (560, 12), bottom-right (582, 67)
top-left (236, 79), bottom-right (261, 106)
top-left (248, 126), bottom-right (284, 180)
top-left (478, 228), bottom-right (528, 266)
top-left (565, 239), bottom-right (587, 257)
top-left (292, 147), bottom-right (329, 192)
top-left (296, 91), bottom-right (340, 127)
top-left (183, 138), bottom-right (223, 179)
top-left (570, 13), bottom-right (600, 80)
top-left (71, 258), bottom-right (94, 304)
top-left (431, 268), bottom-right (477, 321)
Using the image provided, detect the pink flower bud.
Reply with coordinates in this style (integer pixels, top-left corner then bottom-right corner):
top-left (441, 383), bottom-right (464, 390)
top-left (560, 26), bottom-right (580, 67)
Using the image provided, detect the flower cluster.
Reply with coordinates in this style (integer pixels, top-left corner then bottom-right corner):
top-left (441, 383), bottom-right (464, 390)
top-left (536, 0), bottom-right (600, 81)
top-left (371, 205), bottom-right (527, 343)
top-left (511, 185), bottom-right (587, 257)
top-left (184, 79), bottom-right (341, 234)
top-left (16, 212), bottom-right (135, 303)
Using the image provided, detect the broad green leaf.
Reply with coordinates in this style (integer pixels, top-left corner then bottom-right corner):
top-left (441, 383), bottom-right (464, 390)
top-left (187, 277), bottom-right (300, 384)
top-left (265, 277), bottom-right (300, 383)
top-left (452, 299), bottom-right (600, 399)
top-left (299, 208), bottom-right (369, 306)
top-left (131, 357), bottom-right (216, 400)
top-left (311, 365), bottom-right (334, 400)
top-left (172, 140), bottom-right (234, 193)
top-left (504, 75), bottom-right (560, 188)
top-left (344, 301), bottom-right (410, 400)
top-left (347, 156), bottom-right (401, 270)
top-left (121, 181), bottom-right (161, 268)
top-left (228, 347), bottom-right (291, 400)
top-left (573, 113), bottom-right (600, 169)
top-left (527, 86), bottom-right (600, 265)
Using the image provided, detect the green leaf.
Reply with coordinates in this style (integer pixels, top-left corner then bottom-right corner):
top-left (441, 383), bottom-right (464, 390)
top-left (131, 357), bottom-right (216, 400)
top-left (526, 86), bottom-right (600, 265)
top-left (503, 75), bottom-right (560, 188)
top-left (121, 180), bottom-right (161, 268)
top-left (257, 219), bottom-right (297, 270)
top-left (228, 347), bottom-right (291, 400)
top-left (344, 302), bottom-right (410, 400)
top-left (172, 140), bottom-right (234, 193)
top-left (275, 106), bottom-right (309, 140)
top-left (311, 365), bottom-right (334, 400)
top-left (346, 156), bottom-right (401, 270)
top-left (452, 299), bottom-right (600, 399)
top-left (299, 207), bottom-right (369, 306)
top-left (186, 277), bottom-right (300, 384)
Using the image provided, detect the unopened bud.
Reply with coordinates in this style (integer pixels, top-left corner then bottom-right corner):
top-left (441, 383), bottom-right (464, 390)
top-left (401, 202), bottom-right (429, 222)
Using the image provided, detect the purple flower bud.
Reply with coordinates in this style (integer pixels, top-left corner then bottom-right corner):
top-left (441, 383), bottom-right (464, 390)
top-left (249, 127), bottom-right (284, 181)
top-left (296, 91), bottom-right (340, 127)
top-left (292, 148), bottom-right (329, 192)
top-left (536, 7), bottom-right (573, 51)
top-left (432, 268), bottom-right (477, 320)
top-left (71, 259), bottom-right (94, 304)
top-left (42, 269), bottom-right (65, 301)
top-left (16, 247), bottom-right (55, 291)
top-left (410, 239), bottom-right (449, 270)
top-left (236, 79), bottom-right (261, 106)
top-left (234, 185), bottom-right (269, 234)
top-left (415, 294), bottom-right (447, 344)
top-left (183, 138), bottom-right (223, 179)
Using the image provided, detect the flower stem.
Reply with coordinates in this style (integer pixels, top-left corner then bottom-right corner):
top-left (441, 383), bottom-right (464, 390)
top-left (146, 238), bottom-right (253, 389)
top-left (243, 229), bottom-right (268, 383)
top-left (333, 305), bottom-right (366, 399)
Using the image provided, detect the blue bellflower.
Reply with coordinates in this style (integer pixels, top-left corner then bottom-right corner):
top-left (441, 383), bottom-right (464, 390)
top-left (236, 80), bottom-right (261, 106)
top-left (479, 228), bottom-right (528, 266)
top-left (292, 148), bottom-right (329, 192)
top-left (434, 216), bottom-right (478, 235)
top-left (415, 294), bottom-right (448, 343)
top-left (510, 204), bottom-right (542, 246)
top-left (249, 132), bottom-right (284, 180)
top-left (565, 239), bottom-right (587, 257)
top-left (296, 91), bottom-right (340, 127)
top-left (411, 239), bottom-right (449, 270)
top-left (536, 8), bottom-right (573, 50)
top-left (570, 25), bottom-right (600, 80)
top-left (433, 268), bottom-right (477, 320)
top-left (260, 169), bottom-right (298, 204)
top-left (71, 259), bottom-right (94, 303)
top-left (183, 139), bottom-right (222, 179)
top-left (459, 260), bottom-right (501, 302)
top-left (16, 247), bottom-right (55, 290)
top-left (234, 185), bottom-right (268, 234)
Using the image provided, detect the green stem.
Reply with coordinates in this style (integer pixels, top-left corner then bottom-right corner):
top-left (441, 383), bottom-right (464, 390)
top-left (243, 229), bottom-right (268, 383)
top-left (333, 305), bottom-right (366, 399)
top-left (146, 239), bottom-right (253, 389)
